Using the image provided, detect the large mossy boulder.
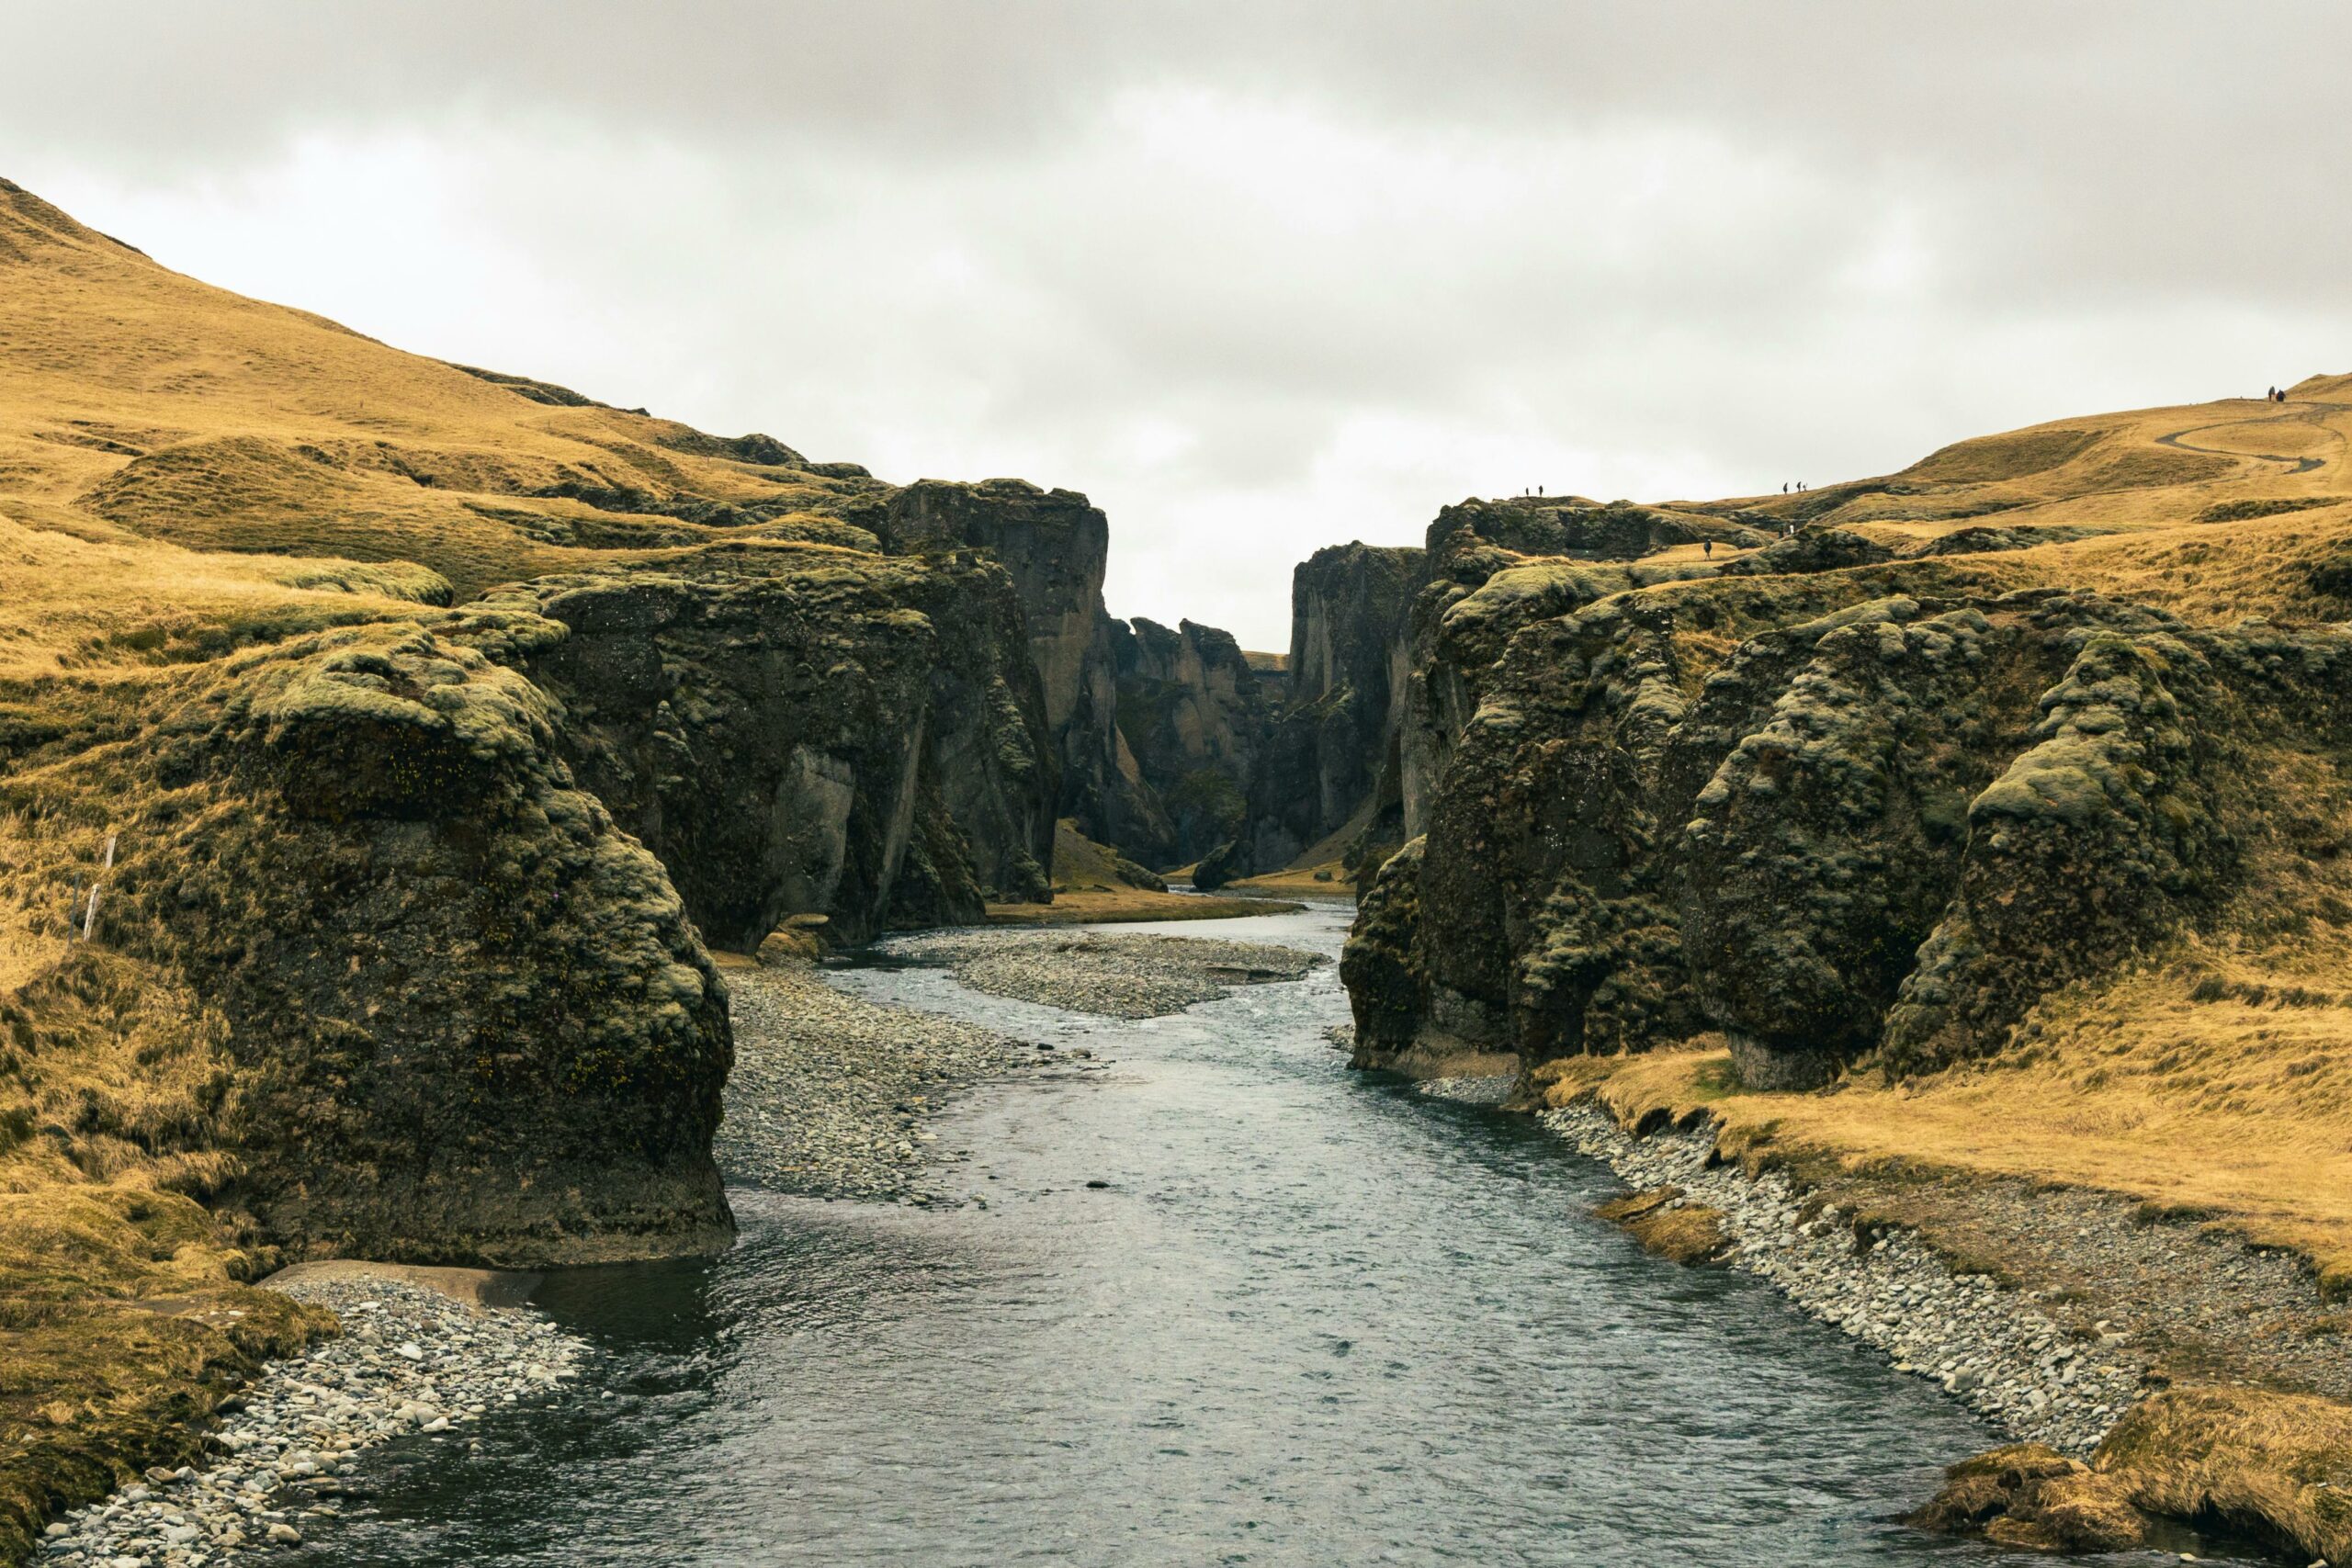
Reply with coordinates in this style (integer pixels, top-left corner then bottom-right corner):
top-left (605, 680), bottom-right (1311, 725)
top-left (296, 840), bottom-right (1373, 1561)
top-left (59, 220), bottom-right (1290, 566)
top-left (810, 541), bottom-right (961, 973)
top-left (1718, 525), bottom-right (1896, 577)
top-left (487, 544), bottom-right (1056, 946)
top-left (9, 617), bottom-right (736, 1268)
top-left (1340, 551), bottom-right (2352, 1088)
top-left (1339, 837), bottom-right (1427, 1064)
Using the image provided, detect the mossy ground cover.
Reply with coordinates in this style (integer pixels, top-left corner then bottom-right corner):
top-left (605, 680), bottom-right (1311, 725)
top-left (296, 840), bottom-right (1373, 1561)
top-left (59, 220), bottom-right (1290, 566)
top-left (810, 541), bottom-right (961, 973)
top-left (985, 822), bottom-right (1295, 923)
top-left (0, 859), bottom-right (338, 1564)
top-left (0, 179), bottom-right (874, 1553)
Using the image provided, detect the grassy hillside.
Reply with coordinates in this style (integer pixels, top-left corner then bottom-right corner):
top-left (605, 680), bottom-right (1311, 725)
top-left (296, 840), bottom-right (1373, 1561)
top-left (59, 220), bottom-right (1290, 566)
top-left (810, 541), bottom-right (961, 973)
top-left (1589, 389), bottom-right (2352, 1278)
top-left (0, 176), bottom-right (878, 601)
top-left (0, 177), bottom-right (905, 1558)
top-left (1693, 382), bottom-right (2350, 552)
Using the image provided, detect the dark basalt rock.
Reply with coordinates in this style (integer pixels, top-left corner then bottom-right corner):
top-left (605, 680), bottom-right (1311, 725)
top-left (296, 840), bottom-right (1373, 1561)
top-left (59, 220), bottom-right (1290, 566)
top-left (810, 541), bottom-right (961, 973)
top-left (1717, 525), bottom-right (1896, 576)
top-left (1110, 616), bottom-right (1268, 867)
top-left (1203, 542), bottom-right (1422, 884)
top-left (854, 479), bottom-right (1171, 862)
top-left (1341, 547), bottom-right (2352, 1087)
top-left (483, 544), bottom-right (1056, 948)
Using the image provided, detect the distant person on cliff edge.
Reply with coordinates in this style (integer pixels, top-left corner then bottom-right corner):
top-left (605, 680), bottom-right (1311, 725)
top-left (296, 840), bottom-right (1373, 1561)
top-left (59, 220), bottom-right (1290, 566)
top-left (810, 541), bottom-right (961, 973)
top-left (1702, 539), bottom-right (1713, 558)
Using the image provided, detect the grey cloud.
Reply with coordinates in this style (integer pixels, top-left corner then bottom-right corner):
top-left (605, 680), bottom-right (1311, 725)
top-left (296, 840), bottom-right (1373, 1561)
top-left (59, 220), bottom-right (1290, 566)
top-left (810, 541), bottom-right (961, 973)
top-left (5, 1), bottom-right (2348, 645)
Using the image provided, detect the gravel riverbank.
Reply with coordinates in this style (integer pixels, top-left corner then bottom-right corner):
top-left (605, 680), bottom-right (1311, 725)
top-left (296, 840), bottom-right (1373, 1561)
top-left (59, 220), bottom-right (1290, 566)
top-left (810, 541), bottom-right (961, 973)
top-left (717, 960), bottom-right (1063, 1203)
top-left (1542, 1101), bottom-right (2154, 1456)
top-left (35, 1272), bottom-right (582, 1566)
top-left (879, 930), bottom-right (1321, 1019)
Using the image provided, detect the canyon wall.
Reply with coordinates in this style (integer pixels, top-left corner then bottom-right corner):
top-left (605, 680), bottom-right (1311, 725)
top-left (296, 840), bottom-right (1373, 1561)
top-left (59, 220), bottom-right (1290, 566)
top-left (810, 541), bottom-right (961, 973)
top-left (1109, 616), bottom-right (1270, 867)
top-left (483, 542), bottom-right (1057, 948)
top-left (854, 479), bottom-right (1171, 861)
top-left (1195, 542), bottom-right (1423, 884)
top-left (1342, 533), bottom-right (2352, 1089)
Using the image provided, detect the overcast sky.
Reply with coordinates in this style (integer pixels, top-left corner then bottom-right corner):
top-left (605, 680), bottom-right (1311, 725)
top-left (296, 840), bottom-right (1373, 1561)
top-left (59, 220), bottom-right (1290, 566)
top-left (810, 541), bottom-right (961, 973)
top-left (9, 2), bottom-right (2348, 647)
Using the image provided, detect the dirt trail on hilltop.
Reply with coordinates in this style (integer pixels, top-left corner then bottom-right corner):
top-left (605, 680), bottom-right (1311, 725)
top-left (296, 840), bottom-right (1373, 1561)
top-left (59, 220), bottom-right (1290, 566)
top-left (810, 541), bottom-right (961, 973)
top-left (2155, 397), bottom-right (2348, 474)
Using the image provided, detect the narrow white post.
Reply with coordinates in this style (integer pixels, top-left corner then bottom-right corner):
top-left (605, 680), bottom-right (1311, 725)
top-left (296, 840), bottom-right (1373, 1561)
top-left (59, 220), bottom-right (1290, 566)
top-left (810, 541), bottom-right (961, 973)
top-left (81, 834), bottom-right (117, 942)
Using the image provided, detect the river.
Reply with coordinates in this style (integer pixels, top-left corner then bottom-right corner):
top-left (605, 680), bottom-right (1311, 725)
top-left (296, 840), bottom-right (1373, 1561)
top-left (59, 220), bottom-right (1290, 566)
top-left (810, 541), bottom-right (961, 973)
top-left (280, 905), bottom-right (2256, 1565)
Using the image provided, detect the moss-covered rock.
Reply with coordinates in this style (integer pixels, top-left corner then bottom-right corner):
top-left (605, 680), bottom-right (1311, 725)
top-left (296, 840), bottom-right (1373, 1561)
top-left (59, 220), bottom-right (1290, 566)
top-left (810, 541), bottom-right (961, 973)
top-left (485, 542), bottom-right (1056, 945)
top-left (1717, 525), bottom-right (1895, 577)
top-left (1340, 837), bottom-right (1426, 1062)
top-left (1679, 603), bottom-right (2022, 1087)
top-left (5, 617), bottom-right (735, 1268)
top-left (1342, 544), bottom-right (2352, 1088)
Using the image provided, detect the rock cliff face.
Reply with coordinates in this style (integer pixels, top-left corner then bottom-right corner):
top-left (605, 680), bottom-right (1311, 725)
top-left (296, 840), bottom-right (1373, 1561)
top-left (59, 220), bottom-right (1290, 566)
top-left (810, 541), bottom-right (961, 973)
top-left (1398, 497), bottom-right (1759, 843)
top-left (1197, 543), bottom-right (1422, 884)
top-left (856, 479), bottom-right (1170, 859)
top-left (2, 611), bottom-right (735, 1267)
top-left (1109, 616), bottom-right (1269, 866)
top-left (0, 178), bottom-right (1089, 1308)
top-left (1343, 547), bottom-right (2352, 1087)
top-left (481, 542), bottom-right (1057, 948)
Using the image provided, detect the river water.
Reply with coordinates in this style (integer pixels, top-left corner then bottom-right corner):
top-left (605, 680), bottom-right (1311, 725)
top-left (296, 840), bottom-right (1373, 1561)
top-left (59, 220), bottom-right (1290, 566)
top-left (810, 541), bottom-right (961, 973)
top-left (285, 905), bottom-right (2256, 1566)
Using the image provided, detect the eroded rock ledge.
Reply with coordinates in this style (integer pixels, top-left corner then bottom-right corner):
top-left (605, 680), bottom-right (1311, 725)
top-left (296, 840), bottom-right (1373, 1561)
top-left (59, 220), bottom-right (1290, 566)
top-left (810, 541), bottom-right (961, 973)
top-left (1347, 577), bottom-right (2352, 1088)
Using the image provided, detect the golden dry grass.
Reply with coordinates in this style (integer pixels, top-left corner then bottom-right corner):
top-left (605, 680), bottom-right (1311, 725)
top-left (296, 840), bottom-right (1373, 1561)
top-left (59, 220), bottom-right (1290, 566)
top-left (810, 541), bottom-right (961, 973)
top-left (0, 178), bottom-right (868, 603)
top-left (1677, 379), bottom-right (2352, 626)
top-left (986, 889), bottom-right (1303, 925)
top-left (2095, 1386), bottom-right (2352, 1563)
top-left (0, 938), bottom-right (334, 1562)
top-left (1552, 953), bottom-right (2352, 1292)
top-left (1217, 861), bottom-right (1355, 896)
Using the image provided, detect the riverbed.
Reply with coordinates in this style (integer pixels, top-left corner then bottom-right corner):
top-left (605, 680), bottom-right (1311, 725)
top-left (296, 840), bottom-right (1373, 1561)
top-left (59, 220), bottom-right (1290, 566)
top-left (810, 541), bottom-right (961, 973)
top-left (273, 905), bottom-right (2260, 1565)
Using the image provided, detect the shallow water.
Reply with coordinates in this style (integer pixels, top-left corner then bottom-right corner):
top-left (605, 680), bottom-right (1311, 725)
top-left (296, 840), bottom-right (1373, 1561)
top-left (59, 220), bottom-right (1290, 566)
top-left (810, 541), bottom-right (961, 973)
top-left (287, 906), bottom-right (2261, 1565)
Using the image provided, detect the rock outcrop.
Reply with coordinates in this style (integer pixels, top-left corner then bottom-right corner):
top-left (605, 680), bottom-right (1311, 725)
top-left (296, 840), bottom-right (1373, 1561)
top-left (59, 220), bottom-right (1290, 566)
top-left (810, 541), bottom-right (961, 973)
top-left (1398, 498), bottom-right (1740, 843)
top-left (3, 613), bottom-right (735, 1267)
top-left (1198, 542), bottom-right (1422, 884)
top-left (1108, 616), bottom-right (1269, 866)
top-left (856, 479), bottom-right (1170, 859)
top-left (481, 542), bottom-right (1056, 948)
top-left (1718, 525), bottom-right (1895, 576)
top-left (1343, 536), bottom-right (2352, 1087)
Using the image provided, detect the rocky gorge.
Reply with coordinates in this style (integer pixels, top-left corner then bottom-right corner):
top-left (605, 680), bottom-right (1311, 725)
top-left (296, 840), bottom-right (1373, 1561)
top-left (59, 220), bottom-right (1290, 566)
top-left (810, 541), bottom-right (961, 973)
top-left (8, 163), bottom-right (2352, 1565)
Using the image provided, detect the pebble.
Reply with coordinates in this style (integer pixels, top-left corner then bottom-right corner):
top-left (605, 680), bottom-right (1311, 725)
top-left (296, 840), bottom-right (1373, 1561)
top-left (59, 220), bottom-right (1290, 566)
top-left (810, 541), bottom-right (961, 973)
top-left (1544, 1102), bottom-right (2147, 1454)
top-left (879, 930), bottom-right (1320, 1019)
top-left (717, 962), bottom-right (1046, 1201)
top-left (38, 1274), bottom-right (582, 1564)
